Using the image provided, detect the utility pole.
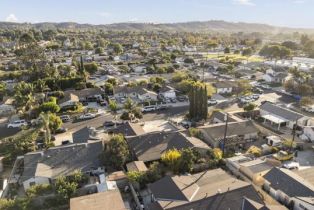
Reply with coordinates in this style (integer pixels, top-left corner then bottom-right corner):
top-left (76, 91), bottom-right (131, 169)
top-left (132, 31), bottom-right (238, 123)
top-left (222, 113), bottom-right (229, 156)
top-left (291, 119), bottom-right (298, 150)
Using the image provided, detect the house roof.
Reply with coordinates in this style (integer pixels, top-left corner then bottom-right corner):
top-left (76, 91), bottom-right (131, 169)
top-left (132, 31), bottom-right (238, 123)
top-left (241, 197), bottom-right (287, 210)
top-left (260, 102), bottom-right (305, 121)
top-left (113, 85), bottom-right (149, 95)
top-left (70, 190), bottom-right (127, 210)
top-left (263, 167), bottom-right (314, 197)
top-left (210, 110), bottom-right (237, 123)
top-left (126, 161), bottom-right (148, 172)
top-left (295, 167), bottom-right (314, 186)
top-left (240, 159), bottom-right (274, 174)
top-left (58, 93), bottom-right (79, 105)
top-left (214, 81), bottom-right (237, 89)
top-left (148, 168), bottom-right (264, 210)
top-left (126, 131), bottom-right (209, 162)
top-left (72, 127), bottom-right (91, 143)
top-left (159, 85), bottom-right (175, 93)
top-left (200, 121), bottom-right (258, 143)
top-left (67, 88), bottom-right (103, 99)
top-left (22, 141), bottom-right (103, 182)
top-left (108, 122), bottom-right (145, 137)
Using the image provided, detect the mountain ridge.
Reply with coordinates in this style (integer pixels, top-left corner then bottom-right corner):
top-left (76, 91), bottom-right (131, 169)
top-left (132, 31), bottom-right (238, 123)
top-left (0, 20), bottom-right (313, 33)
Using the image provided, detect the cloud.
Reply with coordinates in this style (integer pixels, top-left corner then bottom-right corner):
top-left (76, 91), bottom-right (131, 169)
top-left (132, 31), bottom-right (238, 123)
top-left (5, 14), bottom-right (18, 22)
top-left (233, 0), bottom-right (255, 6)
top-left (99, 12), bottom-right (111, 17)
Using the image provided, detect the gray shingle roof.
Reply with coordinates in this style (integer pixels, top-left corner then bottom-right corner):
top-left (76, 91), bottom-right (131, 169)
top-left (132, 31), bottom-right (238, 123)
top-left (108, 122), bottom-right (145, 137)
top-left (263, 167), bottom-right (314, 197)
top-left (126, 131), bottom-right (201, 162)
top-left (21, 141), bottom-right (103, 182)
top-left (200, 121), bottom-right (258, 143)
top-left (72, 127), bottom-right (91, 143)
top-left (260, 102), bottom-right (305, 121)
top-left (148, 169), bottom-right (264, 210)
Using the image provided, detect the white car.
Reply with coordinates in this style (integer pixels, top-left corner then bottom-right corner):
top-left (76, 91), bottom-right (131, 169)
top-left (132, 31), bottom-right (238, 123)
top-left (207, 99), bottom-right (218, 106)
top-left (142, 106), bottom-right (156, 112)
top-left (7, 120), bottom-right (28, 128)
top-left (79, 113), bottom-right (96, 120)
top-left (283, 161), bottom-right (299, 169)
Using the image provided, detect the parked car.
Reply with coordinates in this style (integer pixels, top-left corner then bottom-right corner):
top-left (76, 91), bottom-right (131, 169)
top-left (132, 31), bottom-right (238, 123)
top-left (177, 96), bottom-right (187, 102)
top-left (98, 100), bottom-right (107, 106)
top-left (79, 113), bottom-right (96, 120)
top-left (301, 106), bottom-right (314, 113)
top-left (283, 161), bottom-right (299, 169)
top-left (55, 127), bottom-right (68, 134)
top-left (207, 99), bottom-right (218, 106)
top-left (170, 98), bottom-right (177, 103)
top-left (104, 121), bottom-right (115, 127)
top-left (253, 87), bottom-right (264, 94)
top-left (7, 120), bottom-right (28, 128)
top-left (252, 94), bottom-right (260, 100)
top-left (60, 115), bottom-right (71, 122)
top-left (61, 140), bottom-right (72, 145)
top-left (180, 120), bottom-right (191, 129)
top-left (157, 104), bottom-right (169, 110)
top-left (142, 106), bottom-right (156, 112)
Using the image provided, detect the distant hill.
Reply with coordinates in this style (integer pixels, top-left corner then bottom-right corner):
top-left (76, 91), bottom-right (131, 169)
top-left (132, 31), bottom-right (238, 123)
top-left (0, 20), bottom-right (313, 33)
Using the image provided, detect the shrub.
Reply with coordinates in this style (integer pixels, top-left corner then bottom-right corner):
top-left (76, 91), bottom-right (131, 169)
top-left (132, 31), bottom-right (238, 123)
top-left (39, 102), bottom-right (60, 113)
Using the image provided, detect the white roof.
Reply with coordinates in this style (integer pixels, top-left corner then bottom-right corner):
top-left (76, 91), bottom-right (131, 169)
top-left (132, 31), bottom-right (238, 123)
top-left (262, 114), bottom-right (287, 124)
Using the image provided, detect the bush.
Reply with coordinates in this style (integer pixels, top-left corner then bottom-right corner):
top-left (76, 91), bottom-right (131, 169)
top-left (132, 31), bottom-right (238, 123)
top-left (188, 128), bottom-right (202, 139)
top-left (120, 112), bottom-right (130, 120)
top-left (47, 91), bottom-right (64, 99)
top-left (26, 184), bottom-right (53, 198)
top-left (39, 102), bottom-right (60, 113)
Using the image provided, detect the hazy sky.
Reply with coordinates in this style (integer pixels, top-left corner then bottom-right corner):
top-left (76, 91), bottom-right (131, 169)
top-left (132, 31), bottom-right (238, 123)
top-left (0, 0), bottom-right (313, 28)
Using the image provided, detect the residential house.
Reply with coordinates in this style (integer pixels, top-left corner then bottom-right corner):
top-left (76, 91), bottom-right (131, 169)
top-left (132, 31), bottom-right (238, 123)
top-left (67, 88), bottom-right (103, 100)
top-left (107, 122), bottom-right (145, 137)
top-left (199, 121), bottom-right (259, 149)
top-left (300, 126), bottom-right (314, 142)
top-left (259, 101), bottom-right (310, 130)
top-left (209, 110), bottom-right (239, 124)
top-left (263, 167), bottom-right (314, 206)
top-left (70, 190), bottom-right (128, 210)
top-left (241, 197), bottom-right (287, 210)
top-left (0, 98), bottom-right (15, 116)
top-left (21, 141), bottom-right (103, 190)
top-left (58, 93), bottom-right (79, 108)
top-left (126, 131), bottom-right (209, 162)
top-left (158, 86), bottom-right (176, 99)
top-left (291, 197), bottom-right (314, 210)
top-left (263, 68), bottom-right (291, 84)
top-left (214, 81), bottom-right (237, 94)
top-left (113, 86), bottom-right (157, 102)
top-left (147, 168), bottom-right (264, 210)
top-left (131, 64), bottom-right (147, 74)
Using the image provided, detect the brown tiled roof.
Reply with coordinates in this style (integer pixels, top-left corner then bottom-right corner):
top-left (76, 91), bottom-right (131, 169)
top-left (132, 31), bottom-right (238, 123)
top-left (70, 190), bottom-right (126, 210)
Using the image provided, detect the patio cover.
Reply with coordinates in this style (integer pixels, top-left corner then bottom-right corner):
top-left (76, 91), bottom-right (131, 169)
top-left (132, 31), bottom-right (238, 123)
top-left (262, 114), bottom-right (287, 124)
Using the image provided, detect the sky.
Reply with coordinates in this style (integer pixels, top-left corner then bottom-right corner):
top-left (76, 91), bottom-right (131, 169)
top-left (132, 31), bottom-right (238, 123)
top-left (0, 0), bottom-right (313, 28)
